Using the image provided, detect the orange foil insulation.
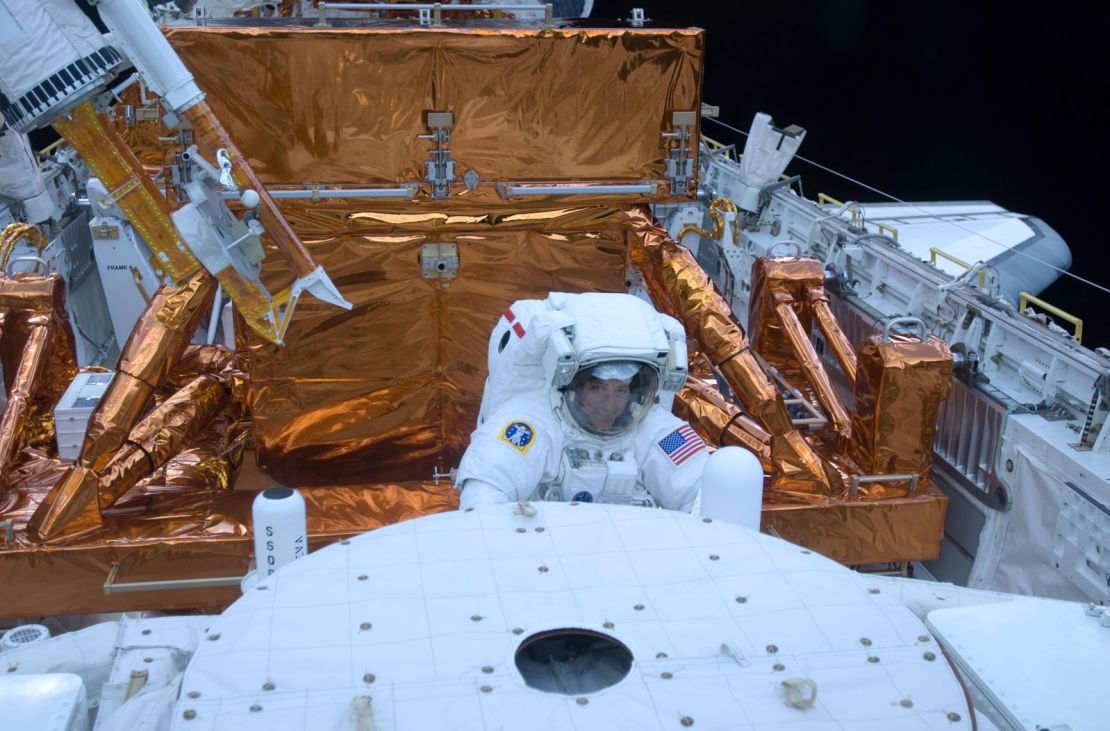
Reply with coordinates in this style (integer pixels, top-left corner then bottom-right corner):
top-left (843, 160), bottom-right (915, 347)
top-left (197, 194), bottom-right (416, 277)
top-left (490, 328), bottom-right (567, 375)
top-left (849, 330), bottom-right (953, 489)
top-left (624, 207), bottom-right (829, 493)
top-left (99, 374), bottom-right (229, 510)
top-left (809, 286), bottom-right (857, 385)
top-left (80, 272), bottom-right (216, 472)
top-left (673, 378), bottom-right (772, 465)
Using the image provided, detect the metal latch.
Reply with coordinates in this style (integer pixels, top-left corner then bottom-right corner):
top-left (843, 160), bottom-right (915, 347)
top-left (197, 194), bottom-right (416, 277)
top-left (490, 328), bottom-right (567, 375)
top-left (419, 111), bottom-right (455, 200)
top-left (90, 224), bottom-right (120, 240)
top-left (663, 110), bottom-right (697, 195)
top-left (420, 243), bottom-right (458, 279)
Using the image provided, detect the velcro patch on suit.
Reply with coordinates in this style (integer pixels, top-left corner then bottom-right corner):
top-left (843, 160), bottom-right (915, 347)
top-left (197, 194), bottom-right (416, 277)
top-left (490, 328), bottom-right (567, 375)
top-left (499, 421), bottom-right (536, 454)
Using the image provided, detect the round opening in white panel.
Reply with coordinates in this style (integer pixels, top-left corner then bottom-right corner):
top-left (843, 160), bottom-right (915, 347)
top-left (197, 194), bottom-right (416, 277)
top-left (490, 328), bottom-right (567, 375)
top-left (514, 628), bottom-right (633, 695)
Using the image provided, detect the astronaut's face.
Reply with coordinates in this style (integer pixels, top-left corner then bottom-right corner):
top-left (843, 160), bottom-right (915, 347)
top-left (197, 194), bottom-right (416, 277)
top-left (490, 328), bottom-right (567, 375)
top-left (578, 378), bottom-right (632, 430)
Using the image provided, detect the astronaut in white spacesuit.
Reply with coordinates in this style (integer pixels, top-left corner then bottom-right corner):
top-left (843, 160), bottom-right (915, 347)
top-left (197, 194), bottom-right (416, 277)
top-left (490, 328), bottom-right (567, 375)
top-left (455, 292), bottom-right (707, 511)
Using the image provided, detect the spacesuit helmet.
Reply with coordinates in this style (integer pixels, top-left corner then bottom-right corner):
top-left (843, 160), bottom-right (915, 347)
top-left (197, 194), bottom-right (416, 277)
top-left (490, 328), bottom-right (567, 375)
top-left (560, 360), bottom-right (659, 438)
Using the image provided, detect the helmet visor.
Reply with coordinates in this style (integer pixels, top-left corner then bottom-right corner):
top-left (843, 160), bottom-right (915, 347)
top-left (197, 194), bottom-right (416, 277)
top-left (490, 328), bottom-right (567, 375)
top-left (561, 361), bottom-right (658, 437)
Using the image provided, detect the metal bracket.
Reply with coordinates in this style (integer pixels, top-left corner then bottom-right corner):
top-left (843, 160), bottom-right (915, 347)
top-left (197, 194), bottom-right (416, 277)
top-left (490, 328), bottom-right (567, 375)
top-left (419, 111), bottom-right (455, 200)
top-left (663, 110), bottom-right (697, 196)
top-left (630, 8), bottom-right (646, 27)
top-left (420, 243), bottom-right (459, 280)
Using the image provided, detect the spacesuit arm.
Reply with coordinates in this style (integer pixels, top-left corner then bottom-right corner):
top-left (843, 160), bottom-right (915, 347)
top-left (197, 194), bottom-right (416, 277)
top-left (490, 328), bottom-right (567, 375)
top-left (458, 479), bottom-right (511, 508)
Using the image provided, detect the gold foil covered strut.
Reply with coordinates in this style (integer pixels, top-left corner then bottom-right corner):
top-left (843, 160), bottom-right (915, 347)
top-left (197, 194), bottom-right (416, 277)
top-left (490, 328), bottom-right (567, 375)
top-left (773, 299), bottom-right (851, 439)
top-left (809, 286), bottom-right (857, 385)
top-left (99, 374), bottom-right (229, 511)
top-left (624, 207), bottom-right (829, 493)
top-left (81, 272), bottom-right (216, 473)
top-left (0, 325), bottom-right (50, 498)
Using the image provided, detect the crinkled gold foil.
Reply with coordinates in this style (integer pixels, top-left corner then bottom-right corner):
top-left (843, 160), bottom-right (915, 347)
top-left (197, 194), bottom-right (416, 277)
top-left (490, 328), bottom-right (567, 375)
top-left (624, 207), bottom-right (829, 493)
top-left (748, 257), bottom-right (825, 371)
top-left (24, 465), bottom-right (102, 543)
top-left (99, 375), bottom-right (229, 510)
top-left (849, 333), bottom-right (953, 489)
top-left (0, 275), bottom-right (79, 488)
top-left (773, 300), bottom-right (851, 439)
top-left (247, 208), bottom-right (628, 487)
top-left (673, 379), bottom-right (772, 466)
top-left (81, 272), bottom-right (216, 472)
top-left (166, 26), bottom-right (702, 201)
top-left (762, 485), bottom-right (948, 565)
top-left (809, 286), bottom-right (857, 385)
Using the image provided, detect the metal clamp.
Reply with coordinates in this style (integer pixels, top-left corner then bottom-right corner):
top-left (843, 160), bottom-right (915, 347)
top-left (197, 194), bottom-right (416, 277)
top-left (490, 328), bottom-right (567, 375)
top-left (103, 563), bottom-right (246, 596)
top-left (662, 110), bottom-right (697, 195)
top-left (420, 111), bottom-right (455, 200)
top-left (849, 473), bottom-right (920, 499)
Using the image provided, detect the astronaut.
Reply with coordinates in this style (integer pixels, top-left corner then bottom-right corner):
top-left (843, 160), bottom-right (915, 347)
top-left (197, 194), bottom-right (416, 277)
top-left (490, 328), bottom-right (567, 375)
top-left (455, 292), bottom-right (707, 511)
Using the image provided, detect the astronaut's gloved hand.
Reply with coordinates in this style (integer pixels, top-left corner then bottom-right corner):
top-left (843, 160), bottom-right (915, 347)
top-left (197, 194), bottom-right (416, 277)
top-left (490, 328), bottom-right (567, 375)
top-left (458, 478), bottom-right (511, 509)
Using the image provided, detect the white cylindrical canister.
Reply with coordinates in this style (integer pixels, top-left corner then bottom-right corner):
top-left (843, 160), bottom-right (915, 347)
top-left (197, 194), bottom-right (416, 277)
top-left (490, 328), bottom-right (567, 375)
top-left (252, 487), bottom-right (307, 578)
top-left (699, 446), bottom-right (764, 531)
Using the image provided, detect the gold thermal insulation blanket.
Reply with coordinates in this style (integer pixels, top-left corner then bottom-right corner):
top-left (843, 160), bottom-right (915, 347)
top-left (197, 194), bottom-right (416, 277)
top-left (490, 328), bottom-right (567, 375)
top-left (0, 460), bottom-right (457, 617)
top-left (0, 275), bottom-right (79, 478)
top-left (164, 25), bottom-right (703, 201)
top-left (80, 272), bottom-right (216, 473)
top-left (99, 374), bottom-right (230, 510)
top-left (245, 204), bottom-right (629, 487)
top-left (624, 207), bottom-right (829, 494)
top-left (748, 257), bottom-right (824, 370)
top-left (673, 378), bottom-right (772, 467)
top-left (849, 333), bottom-right (953, 488)
top-left (761, 485), bottom-right (948, 565)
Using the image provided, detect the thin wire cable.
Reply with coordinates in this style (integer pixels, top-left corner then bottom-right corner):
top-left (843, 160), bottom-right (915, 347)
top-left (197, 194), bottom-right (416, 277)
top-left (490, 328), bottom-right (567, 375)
top-left (704, 116), bottom-right (1110, 298)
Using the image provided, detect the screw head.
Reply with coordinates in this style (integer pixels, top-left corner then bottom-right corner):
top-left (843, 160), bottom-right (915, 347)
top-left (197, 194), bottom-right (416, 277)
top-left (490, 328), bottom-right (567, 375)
top-left (516, 527), bottom-right (527, 533)
top-left (681, 716), bottom-right (694, 727)
top-left (480, 685), bottom-right (493, 693)
top-left (867, 656), bottom-right (879, 663)
top-left (363, 673), bottom-right (376, 684)
top-left (766, 644), bottom-right (778, 654)
top-left (534, 527), bottom-right (545, 532)
top-left (947, 712), bottom-right (961, 722)
top-left (250, 704), bottom-right (262, 713)
top-left (256, 585), bottom-right (269, 591)
top-left (538, 565), bottom-right (549, 573)
top-left (207, 633), bottom-right (220, 641)
top-left (867, 588), bottom-right (880, 595)
top-left (708, 554), bottom-right (720, 561)
top-left (860, 638), bottom-right (872, 646)
top-left (357, 575), bottom-right (368, 581)
top-left (656, 652), bottom-right (668, 659)
top-left (5, 667), bottom-right (14, 673)
top-left (470, 615), bottom-right (483, 622)
top-left (360, 622), bottom-right (372, 631)
top-left (918, 635), bottom-right (930, 642)
top-left (773, 663), bottom-right (785, 671)
top-left (800, 550), bottom-right (812, 555)
top-left (481, 665), bottom-right (494, 674)
top-left (141, 629), bottom-right (151, 635)
top-left (575, 697), bottom-right (588, 706)
top-left (262, 682), bottom-right (275, 691)
top-left (512, 628), bottom-right (524, 635)
top-left (735, 595), bottom-right (748, 604)
top-left (923, 652), bottom-right (936, 661)
top-left (634, 604), bottom-right (645, 611)
top-left (603, 621), bottom-right (614, 629)
top-left (899, 699), bottom-right (913, 708)
top-left (183, 710), bottom-right (197, 720)
top-left (661, 671), bottom-right (673, 679)
top-left (702, 517), bottom-right (712, 523)
top-left (464, 507), bottom-right (474, 512)
top-left (340, 539), bottom-right (351, 545)
top-left (187, 691), bottom-right (200, 699)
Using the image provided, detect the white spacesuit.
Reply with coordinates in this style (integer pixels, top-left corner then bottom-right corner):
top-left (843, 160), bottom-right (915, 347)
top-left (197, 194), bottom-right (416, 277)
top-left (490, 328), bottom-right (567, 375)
top-left (455, 292), bottom-right (707, 511)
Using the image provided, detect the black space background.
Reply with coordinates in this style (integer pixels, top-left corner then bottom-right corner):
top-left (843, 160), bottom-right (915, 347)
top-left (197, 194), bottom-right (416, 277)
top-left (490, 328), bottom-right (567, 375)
top-left (594, 1), bottom-right (1110, 348)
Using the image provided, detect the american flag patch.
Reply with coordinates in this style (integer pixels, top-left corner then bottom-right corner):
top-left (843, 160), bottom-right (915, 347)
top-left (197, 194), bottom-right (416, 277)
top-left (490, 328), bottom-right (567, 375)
top-left (656, 425), bottom-right (706, 467)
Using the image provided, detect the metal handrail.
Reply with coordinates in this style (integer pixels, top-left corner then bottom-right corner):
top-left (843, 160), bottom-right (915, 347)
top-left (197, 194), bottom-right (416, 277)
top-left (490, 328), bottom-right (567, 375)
top-left (929, 247), bottom-right (987, 289)
top-left (103, 563), bottom-right (246, 595)
top-left (817, 192), bottom-right (859, 225)
top-left (849, 473), bottom-right (920, 499)
top-left (319, 2), bottom-right (554, 27)
top-left (1019, 291), bottom-right (1083, 344)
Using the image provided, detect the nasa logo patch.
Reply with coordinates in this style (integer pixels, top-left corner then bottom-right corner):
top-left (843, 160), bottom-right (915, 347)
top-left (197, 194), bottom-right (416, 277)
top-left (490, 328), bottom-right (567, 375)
top-left (572, 491), bottom-right (594, 503)
top-left (498, 421), bottom-right (536, 454)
